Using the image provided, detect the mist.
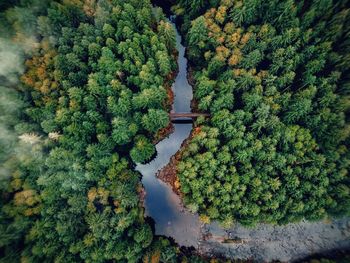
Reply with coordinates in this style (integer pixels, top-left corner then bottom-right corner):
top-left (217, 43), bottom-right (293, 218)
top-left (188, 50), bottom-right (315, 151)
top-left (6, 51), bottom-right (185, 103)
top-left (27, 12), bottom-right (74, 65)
top-left (0, 38), bottom-right (41, 181)
top-left (0, 39), bottom-right (24, 85)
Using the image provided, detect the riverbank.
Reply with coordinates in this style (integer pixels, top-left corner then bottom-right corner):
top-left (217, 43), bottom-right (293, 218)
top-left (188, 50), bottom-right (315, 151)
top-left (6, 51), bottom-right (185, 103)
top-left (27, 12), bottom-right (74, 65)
top-left (156, 64), bottom-right (200, 197)
top-left (156, 136), bottom-right (350, 262)
top-left (199, 218), bottom-right (350, 262)
top-left (152, 48), bottom-right (179, 144)
top-left (156, 130), bottom-right (193, 196)
top-left (136, 17), bottom-right (202, 248)
top-left (141, 10), bottom-right (350, 263)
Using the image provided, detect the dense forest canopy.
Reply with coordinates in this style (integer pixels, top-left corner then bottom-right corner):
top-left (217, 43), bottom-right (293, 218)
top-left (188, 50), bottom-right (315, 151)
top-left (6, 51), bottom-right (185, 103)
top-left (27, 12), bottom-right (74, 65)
top-left (173, 0), bottom-right (350, 226)
top-left (0, 0), bottom-right (349, 262)
top-left (0, 0), bottom-right (206, 262)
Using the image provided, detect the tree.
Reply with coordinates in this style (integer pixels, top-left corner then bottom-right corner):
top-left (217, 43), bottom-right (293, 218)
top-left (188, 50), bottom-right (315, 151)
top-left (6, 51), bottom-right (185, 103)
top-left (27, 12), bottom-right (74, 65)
top-left (176, 0), bottom-right (350, 226)
top-left (132, 86), bottom-right (167, 110)
top-left (102, 23), bottom-right (114, 38)
top-left (156, 51), bottom-right (172, 76)
top-left (157, 20), bottom-right (176, 51)
top-left (188, 16), bottom-right (208, 60)
top-left (0, 0), bottom-right (187, 261)
top-left (141, 109), bottom-right (169, 133)
top-left (130, 135), bottom-right (155, 164)
top-left (133, 224), bottom-right (153, 248)
top-left (111, 117), bottom-right (133, 145)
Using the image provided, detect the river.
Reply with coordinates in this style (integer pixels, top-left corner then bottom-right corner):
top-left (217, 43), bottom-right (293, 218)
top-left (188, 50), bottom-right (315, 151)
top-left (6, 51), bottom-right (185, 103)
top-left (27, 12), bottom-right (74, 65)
top-left (136, 16), bottom-right (350, 261)
top-left (135, 19), bottom-right (201, 247)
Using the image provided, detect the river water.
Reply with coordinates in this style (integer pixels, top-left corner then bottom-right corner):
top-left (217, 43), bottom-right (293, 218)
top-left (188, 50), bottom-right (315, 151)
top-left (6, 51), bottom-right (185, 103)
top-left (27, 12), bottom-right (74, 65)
top-left (135, 19), bottom-right (201, 247)
top-left (136, 16), bottom-right (350, 261)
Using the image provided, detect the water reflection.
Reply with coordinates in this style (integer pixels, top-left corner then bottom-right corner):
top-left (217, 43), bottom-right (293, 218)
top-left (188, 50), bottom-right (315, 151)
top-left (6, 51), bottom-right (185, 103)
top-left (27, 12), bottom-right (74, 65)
top-left (135, 20), bottom-right (201, 247)
top-left (135, 17), bottom-right (350, 258)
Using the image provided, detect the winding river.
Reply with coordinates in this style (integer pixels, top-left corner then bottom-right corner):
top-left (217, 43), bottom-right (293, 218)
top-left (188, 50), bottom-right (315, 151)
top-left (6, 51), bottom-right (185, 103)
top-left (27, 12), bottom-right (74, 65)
top-left (136, 19), bottom-right (201, 247)
top-left (136, 16), bottom-right (350, 261)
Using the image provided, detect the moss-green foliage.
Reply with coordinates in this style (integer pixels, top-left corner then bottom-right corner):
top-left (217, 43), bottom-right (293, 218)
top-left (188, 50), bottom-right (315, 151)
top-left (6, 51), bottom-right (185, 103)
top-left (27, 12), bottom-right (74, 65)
top-left (0, 87), bottom-right (44, 263)
top-left (0, 0), bottom-right (183, 262)
top-left (130, 135), bottom-right (156, 163)
top-left (177, 0), bottom-right (350, 226)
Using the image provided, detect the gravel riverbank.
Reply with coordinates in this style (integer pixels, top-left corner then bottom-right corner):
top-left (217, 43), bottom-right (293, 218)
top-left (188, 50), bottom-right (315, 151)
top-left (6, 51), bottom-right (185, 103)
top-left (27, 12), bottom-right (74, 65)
top-left (198, 218), bottom-right (350, 262)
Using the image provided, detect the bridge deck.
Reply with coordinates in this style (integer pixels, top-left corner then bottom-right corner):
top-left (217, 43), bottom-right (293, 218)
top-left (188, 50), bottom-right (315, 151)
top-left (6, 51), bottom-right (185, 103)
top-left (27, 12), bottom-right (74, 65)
top-left (169, 112), bottom-right (210, 119)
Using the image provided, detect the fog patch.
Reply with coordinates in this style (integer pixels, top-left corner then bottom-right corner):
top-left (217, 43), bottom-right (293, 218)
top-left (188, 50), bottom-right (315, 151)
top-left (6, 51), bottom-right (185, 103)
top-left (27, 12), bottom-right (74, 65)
top-left (0, 39), bottom-right (24, 84)
top-left (0, 85), bottom-right (43, 181)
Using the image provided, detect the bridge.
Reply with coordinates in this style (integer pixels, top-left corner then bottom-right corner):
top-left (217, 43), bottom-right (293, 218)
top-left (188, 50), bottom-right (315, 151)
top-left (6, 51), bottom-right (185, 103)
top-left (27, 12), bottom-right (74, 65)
top-left (169, 112), bottom-right (210, 124)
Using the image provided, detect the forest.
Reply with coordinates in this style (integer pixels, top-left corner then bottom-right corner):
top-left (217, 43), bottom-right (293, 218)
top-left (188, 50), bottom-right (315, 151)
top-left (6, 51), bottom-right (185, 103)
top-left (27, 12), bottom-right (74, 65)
top-left (0, 0), bottom-right (349, 262)
top-left (174, 0), bottom-right (350, 226)
top-left (0, 0), bottom-right (206, 262)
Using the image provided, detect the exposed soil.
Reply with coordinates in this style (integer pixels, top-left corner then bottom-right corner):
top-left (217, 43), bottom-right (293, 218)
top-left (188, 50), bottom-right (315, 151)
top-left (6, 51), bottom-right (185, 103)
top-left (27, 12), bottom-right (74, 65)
top-left (153, 51), bottom-right (178, 145)
top-left (144, 16), bottom-right (350, 262)
top-left (156, 136), bottom-right (187, 196)
top-left (156, 153), bottom-right (180, 195)
top-left (156, 125), bottom-right (203, 196)
top-left (153, 122), bottom-right (175, 145)
top-left (156, 64), bottom-right (201, 194)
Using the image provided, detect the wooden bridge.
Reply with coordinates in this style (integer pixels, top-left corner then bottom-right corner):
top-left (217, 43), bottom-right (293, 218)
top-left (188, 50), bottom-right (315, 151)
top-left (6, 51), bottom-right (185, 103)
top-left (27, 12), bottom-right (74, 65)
top-left (169, 112), bottom-right (210, 123)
